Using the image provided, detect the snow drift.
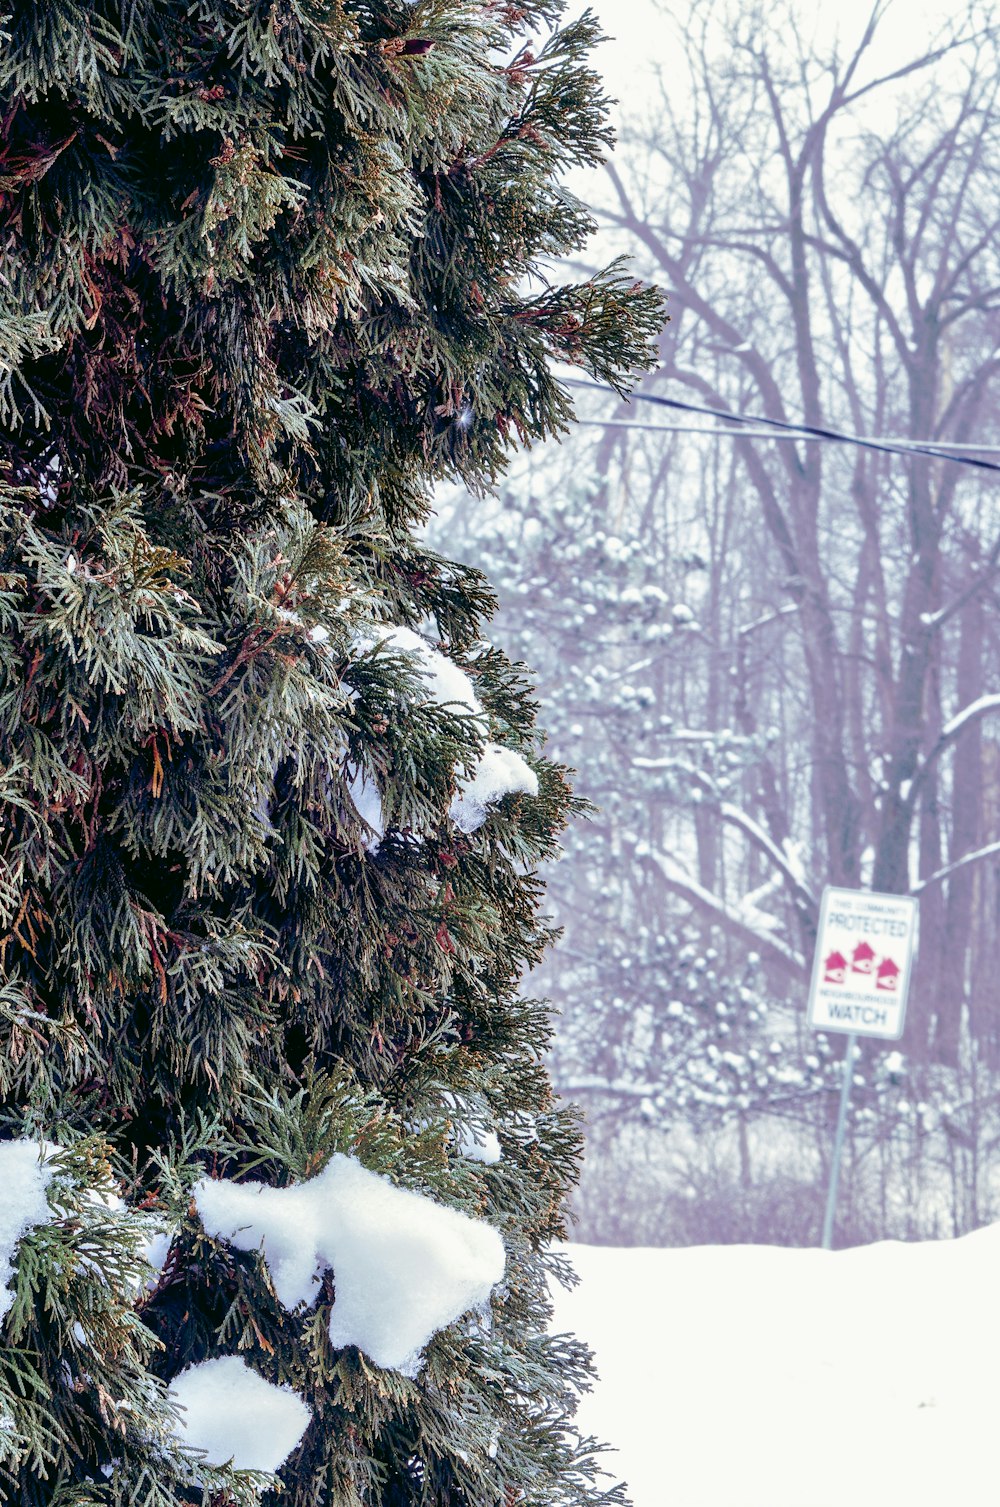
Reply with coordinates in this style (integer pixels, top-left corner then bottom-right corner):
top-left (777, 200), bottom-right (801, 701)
top-left (551, 1227), bottom-right (1000, 1507)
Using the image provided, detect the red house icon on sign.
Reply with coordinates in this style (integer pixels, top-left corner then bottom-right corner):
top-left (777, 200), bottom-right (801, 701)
top-left (876, 956), bottom-right (900, 991)
top-left (852, 940), bottom-right (876, 974)
top-left (824, 950), bottom-right (848, 984)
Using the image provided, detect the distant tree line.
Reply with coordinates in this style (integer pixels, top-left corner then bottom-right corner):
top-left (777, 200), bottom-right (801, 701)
top-left (430, 0), bottom-right (1000, 1243)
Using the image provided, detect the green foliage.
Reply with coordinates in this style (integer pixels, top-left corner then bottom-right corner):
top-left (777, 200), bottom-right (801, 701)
top-left (0, 1136), bottom-right (266, 1506)
top-left (0, 0), bottom-right (664, 1502)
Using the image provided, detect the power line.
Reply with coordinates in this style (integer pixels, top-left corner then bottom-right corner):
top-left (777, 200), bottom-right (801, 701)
top-left (573, 418), bottom-right (1000, 454)
top-left (563, 377), bottom-right (1000, 475)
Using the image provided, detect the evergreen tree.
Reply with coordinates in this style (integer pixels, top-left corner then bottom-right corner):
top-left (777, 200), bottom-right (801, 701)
top-left (0, 3), bottom-right (663, 1504)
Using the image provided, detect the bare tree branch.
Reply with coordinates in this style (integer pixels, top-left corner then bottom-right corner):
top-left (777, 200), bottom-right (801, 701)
top-left (905, 693), bottom-right (1000, 806)
top-left (912, 839), bottom-right (1000, 895)
top-left (637, 845), bottom-right (808, 977)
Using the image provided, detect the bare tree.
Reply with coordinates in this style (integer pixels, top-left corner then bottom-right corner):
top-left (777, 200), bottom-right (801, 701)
top-left (589, 0), bottom-right (1000, 1061)
top-left (425, 1), bottom-right (1000, 1242)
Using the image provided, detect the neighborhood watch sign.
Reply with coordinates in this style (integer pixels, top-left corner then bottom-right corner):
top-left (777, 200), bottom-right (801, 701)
top-left (806, 887), bottom-right (919, 1041)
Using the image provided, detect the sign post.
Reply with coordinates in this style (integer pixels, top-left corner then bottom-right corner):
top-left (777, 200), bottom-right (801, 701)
top-left (807, 887), bottom-right (919, 1249)
top-left (820, 1032), bottom-right (857, 1251)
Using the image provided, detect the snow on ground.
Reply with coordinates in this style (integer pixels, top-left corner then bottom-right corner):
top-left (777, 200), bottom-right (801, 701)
top-left (551, 1229), bottom-right (1000, 1507)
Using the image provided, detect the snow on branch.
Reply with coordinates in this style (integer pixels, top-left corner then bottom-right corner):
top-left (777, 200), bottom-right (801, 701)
top-left (906, 693), bottom-right (1000, 805)
top-left (360, 625), bottom-right (485, 723)
top-left (0, 1141), bottom-right (54, 1323)
top-left (630, 755), bottom-right (816, 917)
top-left (919, 530), bottom-right (1000, 634)
top-left (168, 1356), bottom-right (312, 1475)
top-left (351, 625), bottom-right (538, 845)
top-left (450, 742), bottom-right (537, 834)
top-left (195, 1153), bottom-right (505, 1378)
top-left (911, 840), bottom-right (1000, 896)
top-left (737, 603), bottom-right (800, 638)
top-left (719, 802), bottom-right (817, 912)
top-left (939, 692), bottom-right (1000, 744)
top-left (636, 845), bottom-right (807, 977)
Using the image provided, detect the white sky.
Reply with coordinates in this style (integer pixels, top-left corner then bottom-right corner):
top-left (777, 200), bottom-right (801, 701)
top-left (555, 0), bottom-right (976, 261)
top-left (582, 0), bottom-right (966, 120)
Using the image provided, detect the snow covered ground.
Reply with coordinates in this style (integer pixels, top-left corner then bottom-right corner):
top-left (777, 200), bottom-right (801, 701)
top-left (551, 1230), bottom-right (1000, 1507)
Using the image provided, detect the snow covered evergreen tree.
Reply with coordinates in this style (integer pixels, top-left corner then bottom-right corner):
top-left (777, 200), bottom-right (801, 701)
top-left (0, 3), bottom-right (662, 1503)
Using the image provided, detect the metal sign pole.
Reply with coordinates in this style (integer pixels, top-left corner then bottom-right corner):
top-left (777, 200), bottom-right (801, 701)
top-left (821, 1031), bottom-right (857, 1250)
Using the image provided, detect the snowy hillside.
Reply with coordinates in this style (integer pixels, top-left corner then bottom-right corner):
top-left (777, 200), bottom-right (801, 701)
top-left (552, 1232), bottom-right (1000, 1507)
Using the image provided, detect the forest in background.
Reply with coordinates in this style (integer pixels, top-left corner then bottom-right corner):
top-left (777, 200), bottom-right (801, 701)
top-left (428, 0), bottom-right (1000, 1247)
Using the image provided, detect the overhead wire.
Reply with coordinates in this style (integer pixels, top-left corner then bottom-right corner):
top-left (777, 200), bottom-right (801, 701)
top-left (561, 377), bottom-right (1000, 475)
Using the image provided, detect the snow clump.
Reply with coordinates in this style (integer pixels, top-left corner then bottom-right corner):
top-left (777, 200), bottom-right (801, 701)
top-left (194, 1153), bottom-right (506, 1377)
top-left (167, 1355), bottom-right (311, 1474)
top-left (450, 741), bottom-right (537, 834)
top-left (456, 1125), bottom-right (502, 1165)
top-left (36, 1140), bottom-right (173, 1287)
top-left (441, 1094), bottom-right (502, 1165)
top-left (363, 624), bottom-right (484, 719)
top-left (346, 765), bottom-right (386, 852)
top-left (0, 1140), bottom-right (55, 1324)
top-left (352, 625), bottom-right (538, 840)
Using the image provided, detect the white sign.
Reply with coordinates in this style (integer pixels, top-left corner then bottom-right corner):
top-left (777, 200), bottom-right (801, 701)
top-left (807, 886), bottom-right (918, 1040)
